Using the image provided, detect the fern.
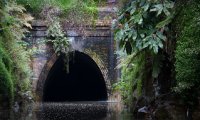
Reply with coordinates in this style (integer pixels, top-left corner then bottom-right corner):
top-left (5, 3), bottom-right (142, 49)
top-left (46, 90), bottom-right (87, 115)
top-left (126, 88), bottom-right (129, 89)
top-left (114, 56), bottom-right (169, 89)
top-left (0, 1), bottom-right (33, 108)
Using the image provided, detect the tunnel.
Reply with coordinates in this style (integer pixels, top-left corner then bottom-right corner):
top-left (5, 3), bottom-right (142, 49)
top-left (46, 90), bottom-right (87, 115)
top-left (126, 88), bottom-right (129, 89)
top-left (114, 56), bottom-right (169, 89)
top-left (43, 51), bottom-right (108, 102)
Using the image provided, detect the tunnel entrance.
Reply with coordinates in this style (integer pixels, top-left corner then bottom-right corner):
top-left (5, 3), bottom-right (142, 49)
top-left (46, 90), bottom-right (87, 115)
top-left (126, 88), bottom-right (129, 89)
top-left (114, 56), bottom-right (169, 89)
top-left (43, 51), bottom-right (108, 102)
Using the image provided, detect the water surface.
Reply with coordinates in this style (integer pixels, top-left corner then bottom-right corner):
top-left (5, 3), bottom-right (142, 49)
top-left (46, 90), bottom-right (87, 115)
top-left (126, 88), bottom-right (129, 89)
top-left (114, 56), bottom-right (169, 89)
top-left (0, 101), bottom-right (134, 120)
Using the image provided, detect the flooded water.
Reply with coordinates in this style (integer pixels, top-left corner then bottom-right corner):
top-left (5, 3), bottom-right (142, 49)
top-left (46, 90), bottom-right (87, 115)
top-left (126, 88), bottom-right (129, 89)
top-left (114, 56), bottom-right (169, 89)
top-left (0, 101), bottom-right (134, 120)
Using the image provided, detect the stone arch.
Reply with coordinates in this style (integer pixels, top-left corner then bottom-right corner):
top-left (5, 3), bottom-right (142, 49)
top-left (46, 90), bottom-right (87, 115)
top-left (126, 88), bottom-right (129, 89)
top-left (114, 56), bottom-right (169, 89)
top-left (84, 49), bottom-right (111, 94)
top-left (36, 50), bottom-right (111, 101)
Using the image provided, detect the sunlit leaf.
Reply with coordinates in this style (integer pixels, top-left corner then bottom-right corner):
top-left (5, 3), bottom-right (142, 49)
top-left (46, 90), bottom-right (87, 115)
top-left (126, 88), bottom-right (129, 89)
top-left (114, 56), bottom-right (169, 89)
top-left (153, 46), bottom-right (158, 53)
top-left (163, 7), bottom-right (170, 16)
top-left (156, 31), bottom-right (167, 41)
top-left (142, 3), bottom-right (150, 12)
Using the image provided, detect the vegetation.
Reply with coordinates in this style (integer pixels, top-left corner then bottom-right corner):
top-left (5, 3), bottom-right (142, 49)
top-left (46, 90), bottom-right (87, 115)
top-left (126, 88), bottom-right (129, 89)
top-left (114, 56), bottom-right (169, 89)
top-left (113, 53), bottom-right (145, 105)
top-left (17, 0), bottom-right (100, 73)
top-left (113, 0), bottom-right (174, 105)
top-left (114, 0), bottom-right (200, 118)
top-left (174, 0), bottom-right (200, 111)
top-left (0, 1), bottom-right (32, 108)
top-left (16, 0), bottom-right (97, 13)
top-left (0, 43), bottom-right (13, 107)
top-left (16, 0), bottom-right (98, 23)
top-left (1, 0), bottom-right (200, 119)
top-left (0, 0), bottom-right (99, 109)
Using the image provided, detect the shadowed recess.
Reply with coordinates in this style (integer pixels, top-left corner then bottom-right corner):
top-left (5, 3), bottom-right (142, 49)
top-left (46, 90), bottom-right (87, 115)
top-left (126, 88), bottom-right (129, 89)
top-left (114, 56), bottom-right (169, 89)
top-left (43, 51), bottom-right (108, 102)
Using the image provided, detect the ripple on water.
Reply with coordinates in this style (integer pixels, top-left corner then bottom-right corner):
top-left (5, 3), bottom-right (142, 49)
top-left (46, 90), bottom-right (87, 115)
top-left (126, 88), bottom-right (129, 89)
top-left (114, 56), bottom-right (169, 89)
top-left (36, 102), bottom-right (108, 120)
top-left (0, 102), bottom-right (134, 120)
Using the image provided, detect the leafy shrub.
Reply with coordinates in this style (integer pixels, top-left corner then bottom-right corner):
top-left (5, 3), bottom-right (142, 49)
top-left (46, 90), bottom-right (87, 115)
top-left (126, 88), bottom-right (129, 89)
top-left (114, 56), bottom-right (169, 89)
top-left (113, 0), bottom-right (175, 106)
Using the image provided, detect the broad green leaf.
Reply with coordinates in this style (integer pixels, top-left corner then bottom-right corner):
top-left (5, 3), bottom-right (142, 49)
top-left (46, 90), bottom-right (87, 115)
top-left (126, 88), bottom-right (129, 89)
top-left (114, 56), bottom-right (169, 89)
top-left (156, 15), bottom-right (173, 28)
top-left (128, 31), bottom-right (132, 39)
top-left (139, 0), bottom-right (146, 7)
top-left (150, 8), bottom-right (157, 12)
top-left (142, 3), bottom-right (150, 12)
top-left (155, 35), bottom-right (164, 48)
top-left (140, 33), bottom-right (145, 38)
top-left (142, 42), bottom-right (149, 49)
top-left (124, 23), bottom-right (129, 29)
top-left (158, 41), bottom-right (163, 48)
top-left (130, 7), bottom-right (136, 15)
top-left (155, 4), bottom-right (163, 16)
top-left (138, 18), bottom-right (143, 24)
top-left (132, 29), bottom-right (137, 40)
top-left (163, 7), bottom-right (170, 16)
top-left (134, 13), bottom-right (142, 24)
top-left (115, 29), bottom-right (124, 41)
top-left (165, 1), bottom-right (174, 9)
top-left (156, 31), bottom-right (167, 41)
top-left (153, 46), bottom-right (158, 54)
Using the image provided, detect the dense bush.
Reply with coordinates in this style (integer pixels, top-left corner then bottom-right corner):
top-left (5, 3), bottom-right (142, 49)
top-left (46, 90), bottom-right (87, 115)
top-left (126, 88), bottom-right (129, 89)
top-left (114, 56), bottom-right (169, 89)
top-left (174, 0), bottom-right (200, 107)
top-left (0, 1), bottom-right (32, 108)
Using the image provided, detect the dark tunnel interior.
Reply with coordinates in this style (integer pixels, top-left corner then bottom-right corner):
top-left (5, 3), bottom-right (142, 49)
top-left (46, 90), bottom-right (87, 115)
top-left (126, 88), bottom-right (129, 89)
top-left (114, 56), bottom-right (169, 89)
top-left (43, 51), bottom-right (108, 102)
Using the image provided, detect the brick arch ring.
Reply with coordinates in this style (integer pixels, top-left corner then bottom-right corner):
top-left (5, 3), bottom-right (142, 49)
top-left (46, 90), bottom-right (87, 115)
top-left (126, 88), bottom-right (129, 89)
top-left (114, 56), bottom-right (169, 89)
top-left (35, 50), bottom-right (111, 101)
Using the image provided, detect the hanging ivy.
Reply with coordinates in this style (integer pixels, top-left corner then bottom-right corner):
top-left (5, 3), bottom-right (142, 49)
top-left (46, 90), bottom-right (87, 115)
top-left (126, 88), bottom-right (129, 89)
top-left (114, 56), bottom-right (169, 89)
top-left (45, 18), bottom-right (71, 73)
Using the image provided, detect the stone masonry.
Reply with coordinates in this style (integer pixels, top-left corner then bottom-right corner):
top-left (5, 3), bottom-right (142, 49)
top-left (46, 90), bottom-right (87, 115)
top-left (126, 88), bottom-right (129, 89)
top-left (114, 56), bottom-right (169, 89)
top-left (28, 3), bottom-right (118, 101)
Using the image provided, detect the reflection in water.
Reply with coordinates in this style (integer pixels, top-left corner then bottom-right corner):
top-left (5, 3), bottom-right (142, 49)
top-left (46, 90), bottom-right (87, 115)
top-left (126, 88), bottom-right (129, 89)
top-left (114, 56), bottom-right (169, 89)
top-left (0, 102), bottom-right (134, 120)
top-left (37, 102), bottom-right (107, 120)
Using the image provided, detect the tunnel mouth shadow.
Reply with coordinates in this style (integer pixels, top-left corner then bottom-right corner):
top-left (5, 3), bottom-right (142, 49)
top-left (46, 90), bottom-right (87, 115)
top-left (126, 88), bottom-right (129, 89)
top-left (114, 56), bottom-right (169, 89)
top-left (43, 51), bottom-right (108, 102)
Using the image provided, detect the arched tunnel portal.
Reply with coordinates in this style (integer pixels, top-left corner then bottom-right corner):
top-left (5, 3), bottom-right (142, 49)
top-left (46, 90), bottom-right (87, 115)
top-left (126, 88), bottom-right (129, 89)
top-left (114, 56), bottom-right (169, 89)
top-left (42, 51), bottom-right (108, 102)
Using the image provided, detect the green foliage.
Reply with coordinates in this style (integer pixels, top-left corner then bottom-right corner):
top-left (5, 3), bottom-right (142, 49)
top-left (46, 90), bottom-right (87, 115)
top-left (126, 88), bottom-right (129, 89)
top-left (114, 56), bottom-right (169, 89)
top-left (113, 52), bottom-right (145, 105)
top-left (16, 0), bottom-right (96, 11)
top-left (46, 19), bottom-right (70, 55)
top-left (1, 1), bottom-right (32, 91)
top-left (16, 0), bottom-right (98, 36)
top-left (174, 0), bottom-right (200, 107)
top-left (16, 0), bottom-right (44, 13)
top-left (1, 1), bottom-right (33, 44)
top-left (113, 0), bottom-right (174, 106)
top-left (114, 0), bottom-right (174, 54)
top-left (58, 0), bottom-right (98, 27)
top-left (0, 1), bottom-right (32, 108)
top-left (0, 42), bottom-right (14, 107)
top-left (16, 0), bottom-right (98, 18)
top-left (45, 18), bottom-right (70, 72)
top-left (16, 0), bottom-right (75, 13)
